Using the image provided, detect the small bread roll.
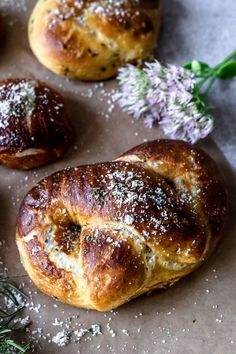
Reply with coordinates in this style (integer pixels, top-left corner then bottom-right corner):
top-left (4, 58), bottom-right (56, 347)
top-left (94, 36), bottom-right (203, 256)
top-left (0, 21), bottom-right (4, 45)
top-left (0, 79), bottom-right (74, 170)
top-left (16, 140), bottom-right (228, 311)
top-left (28, 0), bottom-right (162, 80)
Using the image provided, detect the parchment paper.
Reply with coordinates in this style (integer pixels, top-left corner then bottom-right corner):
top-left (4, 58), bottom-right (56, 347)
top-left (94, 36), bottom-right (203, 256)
top-left (0, 1), bottom-right (236, 353)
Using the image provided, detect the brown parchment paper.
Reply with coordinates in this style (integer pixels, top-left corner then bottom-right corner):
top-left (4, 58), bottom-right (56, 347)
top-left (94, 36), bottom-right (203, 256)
top-left (0, 1), bottom-right (236, 353)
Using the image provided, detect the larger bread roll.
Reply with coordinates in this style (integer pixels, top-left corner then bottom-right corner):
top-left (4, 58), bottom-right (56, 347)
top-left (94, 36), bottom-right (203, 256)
top-left (16, 140), bottom-right (228, 311)
top-left (28, 0), bottom-right (162, 80)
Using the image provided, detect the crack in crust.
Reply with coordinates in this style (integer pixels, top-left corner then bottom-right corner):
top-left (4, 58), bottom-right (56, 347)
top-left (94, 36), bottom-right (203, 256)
top-left (16, 140), bottom-right (228, 311)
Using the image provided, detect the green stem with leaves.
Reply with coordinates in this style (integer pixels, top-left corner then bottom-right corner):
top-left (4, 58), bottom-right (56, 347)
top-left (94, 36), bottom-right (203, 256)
top-left (183, 49), bottom-right (236, 113)
top-left (0, 274), bottom-right (30, 353)
top-left (183, 49), bottom-right (236, 94)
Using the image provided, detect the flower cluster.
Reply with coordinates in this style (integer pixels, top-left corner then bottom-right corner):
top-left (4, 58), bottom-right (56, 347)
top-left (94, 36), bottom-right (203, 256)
top-left (116, 61), bottom-right (214, 143)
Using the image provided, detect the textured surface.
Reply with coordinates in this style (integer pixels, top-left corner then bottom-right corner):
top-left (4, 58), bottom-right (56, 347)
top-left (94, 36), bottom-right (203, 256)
top-left (28, 0), bottom-right (162, 80)
top-left (0, 79), bottom-right (74, 169)
top-left (0, 0), bottom-right (236, 353)
top-left (16, 140), bottom-right (228, 311)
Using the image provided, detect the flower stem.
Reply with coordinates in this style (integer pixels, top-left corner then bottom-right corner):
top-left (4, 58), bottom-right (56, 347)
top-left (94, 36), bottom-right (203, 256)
top-left (194, 49), bottom-right (236, 96)
top-left (213, 49), bottom-right (236, 70)
top-left (194, 75), bottom-right (212, 94)
top-left (203, 76), bottom-right (217, 96)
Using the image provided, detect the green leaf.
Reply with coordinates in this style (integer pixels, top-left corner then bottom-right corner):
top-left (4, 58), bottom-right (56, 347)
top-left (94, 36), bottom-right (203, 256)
top-left (182, 62), bottom-right (192, 70)
top-left (5, 339), bottom-right (30, 353)
top-left (0, 275), bottom-right (31, 353)
top-left (0, 329), bottom-right (12, 337)
top-left (193, 60), bottom-right (211, 75)
top-left (191, 60), bottom-right (202, 74)
top-left (198, 62), bottom-right (210, 70)
top-left (216, 61), bottom-right (236, 79)
top-left (183, 60), bottom-right (211, 76)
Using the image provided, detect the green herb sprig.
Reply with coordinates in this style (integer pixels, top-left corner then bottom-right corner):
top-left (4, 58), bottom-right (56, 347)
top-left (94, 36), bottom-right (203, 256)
top-left (183, 49), bottom-right (236, 105)
top-left (92, 188), bottom-right (108, 203)
top-left (0, 274), bottom-right (30, 353)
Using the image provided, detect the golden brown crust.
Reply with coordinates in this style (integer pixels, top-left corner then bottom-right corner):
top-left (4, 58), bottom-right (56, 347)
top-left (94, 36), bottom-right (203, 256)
top-left (16, 140), bottom-right (228, 311)
top-left (0, 21), bottom-right (4, 46)
top-left (119, 140), bottom-right (228, 245)
top-left (28, 0), bottom-right (162, 80)
top-left (0, 79), bottom-right (74, 169)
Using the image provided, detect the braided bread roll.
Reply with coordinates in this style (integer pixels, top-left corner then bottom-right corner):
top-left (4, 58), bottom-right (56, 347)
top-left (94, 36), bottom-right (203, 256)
top-left (28, 0), bottom-right (162, 80)
top-left (16, 140), bottom-right (228, 311)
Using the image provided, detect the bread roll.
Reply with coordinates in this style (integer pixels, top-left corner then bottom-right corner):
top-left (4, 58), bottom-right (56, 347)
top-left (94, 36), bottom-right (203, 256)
top-left (0, 24), bottom-right (3, 45)
top-left (0, 20), bottom-right (4, 46)
top-left (0, 79), bottom-right (74, 170)
top-left (28, 0), bottom-right (162, 80)
top-left (16, 140), bottom-right (228, 311)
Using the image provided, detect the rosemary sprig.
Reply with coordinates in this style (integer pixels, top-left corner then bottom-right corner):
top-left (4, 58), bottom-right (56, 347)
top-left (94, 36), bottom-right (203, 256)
top-left (0, 273), bottom-right (30, 353)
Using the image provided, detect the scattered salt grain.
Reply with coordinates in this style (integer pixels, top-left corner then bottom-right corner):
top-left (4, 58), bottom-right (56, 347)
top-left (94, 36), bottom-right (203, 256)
top-left (74, 324), bottom-right (102, 343)
top-left (52, 329), bottom-right (71, 347)
top-left (122, 329), bottom-right (129, 336)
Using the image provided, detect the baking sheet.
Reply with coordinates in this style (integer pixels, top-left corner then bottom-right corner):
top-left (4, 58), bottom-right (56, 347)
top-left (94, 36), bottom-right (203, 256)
top-left (0, 1), bottom-right (236, 353)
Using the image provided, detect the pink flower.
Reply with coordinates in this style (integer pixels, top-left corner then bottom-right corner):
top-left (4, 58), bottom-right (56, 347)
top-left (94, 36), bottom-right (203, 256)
top-left (116, 61), bottom-right (213, 143)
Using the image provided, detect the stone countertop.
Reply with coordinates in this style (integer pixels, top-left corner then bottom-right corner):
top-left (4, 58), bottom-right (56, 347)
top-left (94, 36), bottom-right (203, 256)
top-left (159, 0), bottom-right (236, 168)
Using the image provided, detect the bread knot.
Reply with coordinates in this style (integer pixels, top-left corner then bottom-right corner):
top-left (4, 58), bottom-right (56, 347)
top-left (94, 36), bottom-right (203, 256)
top-left (16, 140), bottom-right (228, 311)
